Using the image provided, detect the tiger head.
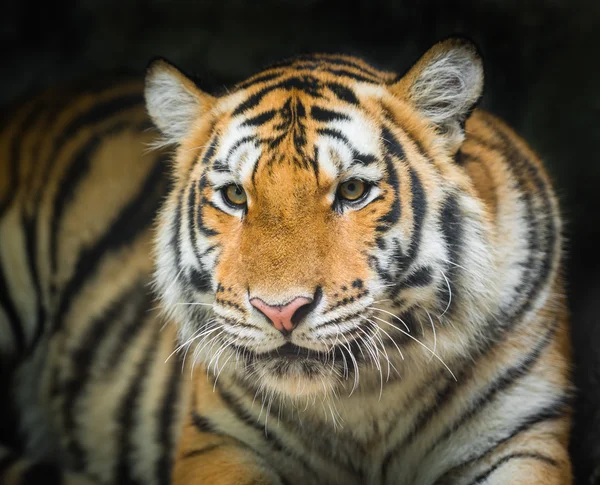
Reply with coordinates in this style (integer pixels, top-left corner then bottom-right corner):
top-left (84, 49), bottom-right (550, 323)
top-left (146, 39), bottom-right (497, 398)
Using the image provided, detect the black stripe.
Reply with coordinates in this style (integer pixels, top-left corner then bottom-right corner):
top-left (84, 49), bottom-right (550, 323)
top-left (466, 452), bottom-right (557, 485)
top-left (49, 121), bottom-right (129, 275)
top-left (61, 282), bottom-right (147, 469)
top-left (0, 102), bottom-right (43, 218)
top-left (195, 181), bottom-right (218, 238)
top-left (401, 266), bottom-right (433, 288)
top-left (377, 155), bottom-right (401, 229)
top-left (235, 71), bottom-right (285, 91)
top-left (320, 57), bottom-right (383, 78)
top-left (379, 128), bottom-right (404, 240)
top-left (326, 82), bottom-right (359, 105)
top-left (53, 153), bottom-right (167, 331)
top-left (436, 194), bottom-right (463, 315)
top-left (406, 167), bottom-right (427, 262)
top-left (181, 443), bottom-right (223, 459)
top-left (191, 412), bottom-right (221, 435)
top-left (114, 331), bottom-right (160, 485)
top-left (351, 153), bottom-right (378, 166)
top-left (199, 134), bottom-right (219, 166)
top-left (310, 106), bottom-right (350, 123)
top-left (188, 267), bottom-right (213, 293)
top-left (324, 67), bottom-right (380, 84)
top-left (432, 395), bottom-right (570, 485)
top-left (216, 387), bottom-right (282, 450)
top-left (172, 188), bottom-right (184, 271)
top-left (23, 192), bottom-right (46, 353)
top-left (381, 126), bottom-right (405, 162)
top-left (241, 110), bottom-right (278, 127)
top-left (316, 127), bottom-right (351, 146)
top-left (20, 461), bottom-right (62, 485)
top-left (0, 268), bottom-right (26, 354)
top-left (156, 352), bottom-right (184, 485)
top-left (322, 56), bottom-right (382, 76)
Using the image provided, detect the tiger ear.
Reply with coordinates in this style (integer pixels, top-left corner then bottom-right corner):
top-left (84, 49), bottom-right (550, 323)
top-left (392, 38), bottom-right (483, 150)
top-left (144, 58), bottom-right (215, 144)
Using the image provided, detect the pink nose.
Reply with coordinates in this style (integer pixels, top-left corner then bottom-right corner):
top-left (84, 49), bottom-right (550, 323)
top-left (250, 296), bottom-right (313, 335)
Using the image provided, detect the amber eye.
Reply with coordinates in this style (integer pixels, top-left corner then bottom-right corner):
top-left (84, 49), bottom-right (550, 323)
top-left (223, 184), bottom-right (247, 207)
top-left (338, 179), bottom-right (367, 202)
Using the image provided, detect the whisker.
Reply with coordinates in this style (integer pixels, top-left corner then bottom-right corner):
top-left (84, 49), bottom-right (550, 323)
top-left (439, 270), bottom-right (452, 317)
top-left (340, 334), bottom-right (360, 396)
top-left (369, 314), bottom-right (456, 381)
top-left (424, 308), bottom-right (437, 363)
top-left (361, 316), bottom-right (404, 362)
top-left (368, 306), bottom-right (410, 332)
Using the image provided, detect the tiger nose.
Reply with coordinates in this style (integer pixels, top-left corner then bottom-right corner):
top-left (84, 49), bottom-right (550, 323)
top-left (250, 296), bottom-right (314, 335)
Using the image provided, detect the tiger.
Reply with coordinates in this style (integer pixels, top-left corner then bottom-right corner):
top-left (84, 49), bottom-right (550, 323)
top-left (0, 38), bottom-right (572, 485)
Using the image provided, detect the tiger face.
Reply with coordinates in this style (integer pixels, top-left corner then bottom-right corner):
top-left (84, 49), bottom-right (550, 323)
top-left (146, 39), bottom-right (496, 398)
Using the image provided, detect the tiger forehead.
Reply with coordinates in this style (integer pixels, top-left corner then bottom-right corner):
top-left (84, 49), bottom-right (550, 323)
top-left (208, 87), bottom-right (385, 184)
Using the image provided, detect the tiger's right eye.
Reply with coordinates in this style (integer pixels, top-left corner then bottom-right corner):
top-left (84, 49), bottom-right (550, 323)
top-left (222, 184), bottom-right (247, 207)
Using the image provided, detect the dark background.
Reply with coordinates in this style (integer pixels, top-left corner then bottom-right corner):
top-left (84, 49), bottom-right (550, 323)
top-left (3, 0), bottom-right (599, 483)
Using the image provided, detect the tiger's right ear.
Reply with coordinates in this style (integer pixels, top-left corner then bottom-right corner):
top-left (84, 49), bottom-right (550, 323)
top-left (145, 58), bottom-right (215, 144)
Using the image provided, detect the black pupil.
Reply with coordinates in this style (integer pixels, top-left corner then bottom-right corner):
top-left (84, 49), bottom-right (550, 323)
top-left (347, 183), bottom-right (356, 192)
top-left (234, 187), bottom-right (242, 196)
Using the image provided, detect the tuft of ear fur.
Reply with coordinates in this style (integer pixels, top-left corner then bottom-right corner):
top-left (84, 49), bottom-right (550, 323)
top-left (393, 38), bottom-right (484, 151)
top-left (144, 58), bottom-right (215, 145)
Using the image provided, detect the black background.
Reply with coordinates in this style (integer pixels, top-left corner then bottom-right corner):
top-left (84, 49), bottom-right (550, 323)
top-left (3, 0), bottom-right (599, 482)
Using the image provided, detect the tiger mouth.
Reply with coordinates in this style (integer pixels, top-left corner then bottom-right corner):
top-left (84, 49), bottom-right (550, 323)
top-left (243, 340), bottom-right (366, 366)
top-left (255, 342), bottom-right (329, 362)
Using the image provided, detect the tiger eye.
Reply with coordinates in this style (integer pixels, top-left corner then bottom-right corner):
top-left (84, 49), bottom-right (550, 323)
top-left (224, 184), bottom-right (247, 206)
top-left (338, 179), bottom-right (367, 202)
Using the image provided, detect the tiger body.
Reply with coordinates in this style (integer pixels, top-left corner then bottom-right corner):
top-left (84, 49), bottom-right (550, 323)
top-left (0, 40), bottom-right (572, 485)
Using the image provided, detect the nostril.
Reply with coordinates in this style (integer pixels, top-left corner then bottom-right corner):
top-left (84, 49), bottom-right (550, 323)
top-left (290, 286), bottom-right (322, 326)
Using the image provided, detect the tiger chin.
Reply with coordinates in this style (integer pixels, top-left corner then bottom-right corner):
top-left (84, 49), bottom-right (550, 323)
top-left (145, 37), bottom-right (572, 485)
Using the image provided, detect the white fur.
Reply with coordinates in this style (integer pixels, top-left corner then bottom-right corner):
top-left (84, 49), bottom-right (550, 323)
top-left (145, 69), bottom-right (200, 143)
top-left (410, 47), bottom-right (483, 139)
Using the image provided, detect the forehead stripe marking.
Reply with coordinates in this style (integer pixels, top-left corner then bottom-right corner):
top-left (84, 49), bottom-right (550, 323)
top-left (270, 55), bottom-right (382, 78)
top-left (310, 106), bottom-right (351, 123)
top-left (327, 82), bottom-right (360, 105)
top-left (316, 127), bottom-right (351, 146)
top-left (240, 109), bottom-right (278, 127)
top-left (232, 76), bottom-right (325, 116)
top-left (235, 70), bottom-right (285, 90)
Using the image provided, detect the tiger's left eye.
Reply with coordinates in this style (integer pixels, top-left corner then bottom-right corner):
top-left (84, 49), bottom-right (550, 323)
top-left (223, 184), bottom-right (247, 207)
top-left (338, 179), bottom-right (367, 202)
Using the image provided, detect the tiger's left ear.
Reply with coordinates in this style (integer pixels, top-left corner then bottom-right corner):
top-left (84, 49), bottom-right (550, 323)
top-left (145, 58), bottom-right (216, 144)
top-left (392, 38), bottom-right (483, 152)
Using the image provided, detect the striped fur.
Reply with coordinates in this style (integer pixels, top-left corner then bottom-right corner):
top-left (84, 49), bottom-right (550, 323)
top-left (0, 39), bottom-right (571, 484)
